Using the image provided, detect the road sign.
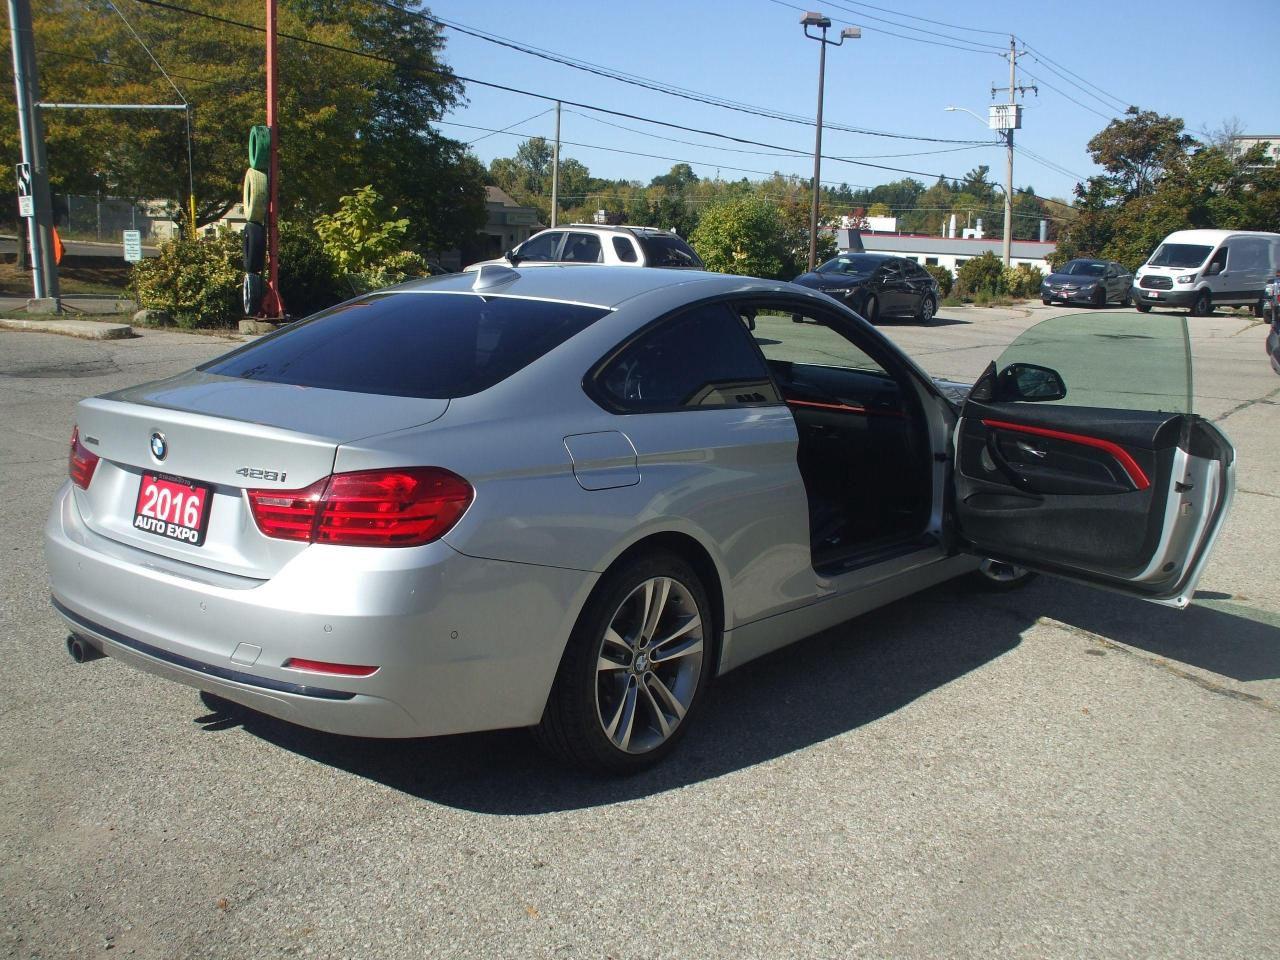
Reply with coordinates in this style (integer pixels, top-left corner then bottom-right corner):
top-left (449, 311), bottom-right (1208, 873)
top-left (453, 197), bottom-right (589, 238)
top-left (988, 104), bottom-right (1023, 131)
top-left (15, 162), bottom-right (32, 218)
top-left (122, 230), bottom-right (143, 262)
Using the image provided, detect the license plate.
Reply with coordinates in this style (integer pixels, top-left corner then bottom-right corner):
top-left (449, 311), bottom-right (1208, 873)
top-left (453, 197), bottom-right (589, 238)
top-left (1147, 291), bottom-right (1159, 299)
top-left (133, 473), bottom-right (212, 545)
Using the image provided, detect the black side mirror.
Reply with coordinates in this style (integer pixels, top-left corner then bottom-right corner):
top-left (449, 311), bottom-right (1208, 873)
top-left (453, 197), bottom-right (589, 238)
top-left (505, 248), bottom-right (523, 266)
top-left (995, 363), bottom-right (1067, 402)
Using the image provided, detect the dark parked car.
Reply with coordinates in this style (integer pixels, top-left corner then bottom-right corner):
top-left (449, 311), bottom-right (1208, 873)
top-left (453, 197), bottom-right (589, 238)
top-left (1041, 259), bottom-right (1133, 307)
top-left (792, 253), bottom-right (941, 324)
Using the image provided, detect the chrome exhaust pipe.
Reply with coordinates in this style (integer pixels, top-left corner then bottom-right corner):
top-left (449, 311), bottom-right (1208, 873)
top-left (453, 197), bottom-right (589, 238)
top-left (66, 634), bottom-right (104, 663)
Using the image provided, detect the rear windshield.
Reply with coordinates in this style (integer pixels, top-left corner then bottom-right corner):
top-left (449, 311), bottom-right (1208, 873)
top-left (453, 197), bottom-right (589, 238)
top-left (202, 292), bottom-right (607, 399)
top-left (637, 234), bottom-right (704, 269)
top-left (1148, 243), bottom-right (1212, 268)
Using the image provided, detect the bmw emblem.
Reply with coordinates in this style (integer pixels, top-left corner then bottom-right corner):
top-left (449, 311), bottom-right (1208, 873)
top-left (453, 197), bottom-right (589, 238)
top-left (149, 432), bottom-right (167, 461)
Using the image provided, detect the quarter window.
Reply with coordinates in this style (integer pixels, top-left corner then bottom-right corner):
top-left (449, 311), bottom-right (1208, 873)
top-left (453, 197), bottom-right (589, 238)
top-left (595, 303), bottom-right (778, 411)
top-left (612, 237), bottom-right (639, 262)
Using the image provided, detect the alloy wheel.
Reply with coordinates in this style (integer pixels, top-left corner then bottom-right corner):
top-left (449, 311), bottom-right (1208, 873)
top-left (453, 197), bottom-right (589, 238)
top-left (978, 558), bottom-right (1031, 583)
top-left (594, 576), bottom-right (704, 754)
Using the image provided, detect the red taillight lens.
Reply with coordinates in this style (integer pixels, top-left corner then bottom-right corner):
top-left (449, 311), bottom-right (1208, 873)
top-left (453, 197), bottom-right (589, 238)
top-left (247, 467), bottom-right (472, 548)
top-left (282, 657), bottom-right (379, 677)
top-left (68, 426), bottom-right (100, 490)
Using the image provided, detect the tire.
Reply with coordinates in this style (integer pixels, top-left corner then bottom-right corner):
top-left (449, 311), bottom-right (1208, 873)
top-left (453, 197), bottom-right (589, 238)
top-left (248, 124), bottom-right (272, 172)
top-left (1092, 286), bottom-right (1106, 308)
top-left (965, 559), bottom-right (1038, 592)
top-left (535, 551), bottom-right (713, 774)
top-left (1042, 298), bottom-right (1052, 306)
top-left (1190, 289), bottom-right (1212, 317)
top-left (1253, 298), bottom-right (1266, 319)
top-left (1135, 302), bottom-right (1152, 313)
top-left (916, 295), bottom-right (936, 324)
top-left (242, 272), bottom-right (264, 316)
top-left (863, 294), bottom-right (879, 323)
top-left (242, 168), bottom-right (268, 225)
top-left (242, 222), bottom-right (265, 273)
top-left (1120, 292), bottom-right (1132, 307)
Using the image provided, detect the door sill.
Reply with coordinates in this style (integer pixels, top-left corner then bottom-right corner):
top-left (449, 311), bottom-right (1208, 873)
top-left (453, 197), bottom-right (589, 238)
top-left (813, 532), bottom-right (939, 577)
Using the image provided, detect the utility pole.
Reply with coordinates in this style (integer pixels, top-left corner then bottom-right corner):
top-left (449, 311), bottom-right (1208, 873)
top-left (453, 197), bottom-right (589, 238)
top-left (260, 0), bottom-right (284, 319)
top-left (7, 0), bottom-right (60, 307)
top-left (991, 36), bottom-right (1035, 268)
top-left (550, 100), bottom-right (560, 228)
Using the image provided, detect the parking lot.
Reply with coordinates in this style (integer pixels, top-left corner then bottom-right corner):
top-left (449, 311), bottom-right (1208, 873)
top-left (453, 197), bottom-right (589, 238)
top-left (2, 302), bottom-right (1277, 959)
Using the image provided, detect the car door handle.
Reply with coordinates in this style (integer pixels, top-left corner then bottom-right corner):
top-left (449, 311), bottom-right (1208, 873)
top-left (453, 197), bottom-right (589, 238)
top-left (1016, 440), bottom-right (1047, 459)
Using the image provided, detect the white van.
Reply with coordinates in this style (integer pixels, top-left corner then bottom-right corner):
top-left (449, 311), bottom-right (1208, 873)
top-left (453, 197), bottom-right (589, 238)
top-left (1132, 229), bottom-right (1280, 316)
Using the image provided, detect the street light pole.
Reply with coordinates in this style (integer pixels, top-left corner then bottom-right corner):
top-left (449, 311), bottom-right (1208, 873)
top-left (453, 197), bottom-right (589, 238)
top-left (801, 13), bottom-right (859, 273)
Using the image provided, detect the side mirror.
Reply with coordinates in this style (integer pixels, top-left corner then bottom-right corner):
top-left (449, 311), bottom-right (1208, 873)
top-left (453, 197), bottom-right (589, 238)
top-left (1206, 262), bottom-right (1222, 276)
top-left (505, 248), bottom-right (523, 266)
top-left (995, 363), bottom-right (1067, 402)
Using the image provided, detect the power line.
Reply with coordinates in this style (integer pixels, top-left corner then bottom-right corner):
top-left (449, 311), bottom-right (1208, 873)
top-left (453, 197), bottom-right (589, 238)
top-left (1021, 49), bottom-right (1126, 115)
top-left (818, 0), bottom-right (1006, 50)
top-left (764, 0), bottom-right (1003, 55)
top-left (129, 0), bottom-right (1003, 184)
top-left (103, 0), bottom-right (186, 104)
top-left (1012, 144), bottom-right (1090, 182)
top-left (1017, 66), bottom-right (1116, 123)
top-left (824, 0), bottom-right (1007, 37)
top-left (465, 107), bottom-right (551, 146)
top-left (364, 0), bottom-right (997, 145)
top-left (39, 48), bottom-right (209, 84)
top-left (1020, 41), bottom-right (1129, 113)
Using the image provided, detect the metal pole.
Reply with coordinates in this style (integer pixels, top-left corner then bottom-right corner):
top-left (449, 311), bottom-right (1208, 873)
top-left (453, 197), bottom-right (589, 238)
top-left (808, 25), bottom-right (827, 273)
top-left (7, 0), bottom-right (59, 303)
top-left (550, 100), bottom-right (560, 228)
top-left (1003, 35), bottom-right (1015, 268)
top-left (185, 105), bottom-right (196, 233)
top-left (261, 0), bottom-right (284, 318)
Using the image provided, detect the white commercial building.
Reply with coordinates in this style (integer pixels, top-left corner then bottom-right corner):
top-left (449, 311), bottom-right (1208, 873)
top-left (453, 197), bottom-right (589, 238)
top-left (837, 229), bottom-right (1056, 277)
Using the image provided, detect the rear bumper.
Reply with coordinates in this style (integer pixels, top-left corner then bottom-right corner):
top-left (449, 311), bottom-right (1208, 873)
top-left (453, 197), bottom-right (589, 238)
top-left (45, 481), bottom-right (597, 738)
top-left (1133, 285), bottom-right (1195, 307)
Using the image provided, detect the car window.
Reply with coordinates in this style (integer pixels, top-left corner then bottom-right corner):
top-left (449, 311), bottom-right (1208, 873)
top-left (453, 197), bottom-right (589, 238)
top-left (877, 262), bottom-right (902, 280)
top-left (612, 237), bottom-right (638, 263)
top-left (748, 305), bottom-right (891, 379)
top-left (636, 233), bottom-right (704, 269)
top-left (203, 292), bottom-right (607, 400)
top-left (1062, 260), bottom-right (1106, 276)
top-left (595, 303), bottom-right (778, 411)
top-left (995, 312), bottom-right (1191, 413)
top-left (816, 254), bottom-right (882, 276)
top-left (563, 233), bottom-right (603, 263)
top-left (517, 232), bottom-right (562, 262)
top-left (907, 261), bottom-right (930, 279)
top-left (1208, 246), bottom-right (1228, 271)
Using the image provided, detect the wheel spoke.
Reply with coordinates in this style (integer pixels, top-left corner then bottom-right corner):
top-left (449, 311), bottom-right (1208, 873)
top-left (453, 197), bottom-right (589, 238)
top-left (639, 578), bottom-right (671, 643)
top-left (650, 633), bottom-right (703, 665)
top-left (597, 654), bottom-right (626, 673)
top-left (614, 683), bottom-right (639, 750)
top-left (646, 672), bottom-right (686, 723)
top-left (652, 613), bottom-right (700, 649)
top-left (639, 679), bottom-right (672, 739)
top-left (603, 626), bottom-right (632, 655)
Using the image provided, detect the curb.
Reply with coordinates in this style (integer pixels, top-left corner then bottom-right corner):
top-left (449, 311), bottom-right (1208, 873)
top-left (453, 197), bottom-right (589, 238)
top-left (0, 317), bottom-right (133, 340)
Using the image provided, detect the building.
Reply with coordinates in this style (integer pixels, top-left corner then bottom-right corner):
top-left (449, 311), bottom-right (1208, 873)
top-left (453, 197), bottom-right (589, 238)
top-left (837, 229), bottom-right (1056, 276)
top-left (1229, 135), bottom-right (1280, 165)
top-left (473, 186), bottom-right (541, 261)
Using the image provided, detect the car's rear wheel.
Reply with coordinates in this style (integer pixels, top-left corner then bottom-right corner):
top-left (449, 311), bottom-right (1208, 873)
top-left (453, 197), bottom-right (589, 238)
top-left (1190, 290), bottom-right (1213, 317)
top-left (535, 552), bottom-right (712, 773)
top-left (1120, 291), bottom-right (1132, 306)
top-left (916, 295), bottom-right (936, 324)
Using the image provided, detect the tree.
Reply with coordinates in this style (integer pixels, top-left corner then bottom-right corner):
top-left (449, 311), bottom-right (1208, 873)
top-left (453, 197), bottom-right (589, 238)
top-left (690, 195), bottom-right (787, 279)
top-left (4, 0), bottom-right (486, 250)
top-left (650, 164), bottom-right (699, 190)
top-left (1086, 107), bottom-right (1195, 199)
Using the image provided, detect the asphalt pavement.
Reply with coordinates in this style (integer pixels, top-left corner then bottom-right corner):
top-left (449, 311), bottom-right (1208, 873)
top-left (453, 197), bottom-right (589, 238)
top-left (1, 303), bottom-right (1277, 959)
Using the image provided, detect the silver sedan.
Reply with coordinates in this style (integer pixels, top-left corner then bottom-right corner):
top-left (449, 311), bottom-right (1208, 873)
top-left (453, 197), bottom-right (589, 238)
top-left (46, 265), bottom-right (1235, 772)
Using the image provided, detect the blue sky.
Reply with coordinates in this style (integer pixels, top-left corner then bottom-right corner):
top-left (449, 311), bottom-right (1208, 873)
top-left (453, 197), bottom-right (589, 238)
top-left (426, 0), bottom-right (1279, 203)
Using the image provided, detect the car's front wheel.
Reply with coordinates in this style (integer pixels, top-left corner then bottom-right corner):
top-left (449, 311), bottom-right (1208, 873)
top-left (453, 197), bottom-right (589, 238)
top-left (862, 294), bottom-right (879, 323)
top-left (1135, 301), bottom-right (1152, 313)
top-left (916, 295), bottom-right (936, 324)
top-left (1190, 290), bottom-right (1213, 317)
top-left (535, 552), bottom-right (712, 773)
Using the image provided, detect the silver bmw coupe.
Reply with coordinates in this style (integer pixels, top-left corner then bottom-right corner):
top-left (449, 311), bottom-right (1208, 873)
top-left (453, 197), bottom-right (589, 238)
top-left (46, 265), bottom-right (1235, 772)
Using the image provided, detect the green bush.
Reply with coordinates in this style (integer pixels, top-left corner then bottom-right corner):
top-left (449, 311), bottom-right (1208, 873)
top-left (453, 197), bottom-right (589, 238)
top-left (314, 186), bottom-right (431, 295)
top-left (956, 251), bottom-right (1005, 298)
top-left (130, 229), bottom-right (240, 329)
top-left (690, 195), bottom-right (787, 279)
top-left (924, 263), bottom-right (953, 297)
top-left (1001, 264), bottom-right (1045, 299)
top-left (277, 221), bottom-right (345, 317)
top-left (350, 250), bottom-right (429, 295)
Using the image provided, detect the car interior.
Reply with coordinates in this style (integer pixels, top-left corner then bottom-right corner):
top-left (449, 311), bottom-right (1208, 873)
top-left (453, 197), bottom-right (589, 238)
top-left (738, 303), bottom-right (934, 571)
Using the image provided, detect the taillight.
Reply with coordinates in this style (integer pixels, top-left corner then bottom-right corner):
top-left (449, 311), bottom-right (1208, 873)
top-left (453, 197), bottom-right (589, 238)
top-left (247, 467), bottom-right (472, 547)
top-left (68, 426), bottom-right (100, 489)
top-left (283, 658), bottom-right (379, 677)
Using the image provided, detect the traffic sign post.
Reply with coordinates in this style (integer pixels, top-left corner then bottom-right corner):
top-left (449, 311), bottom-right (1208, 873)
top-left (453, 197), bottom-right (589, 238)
top-left (122, 230), bottom-right (142, 262)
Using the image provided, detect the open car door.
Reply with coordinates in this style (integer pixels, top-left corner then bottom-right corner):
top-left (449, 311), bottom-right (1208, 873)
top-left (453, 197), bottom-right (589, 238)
top-left (953, 312), bottom-right (1235, 608)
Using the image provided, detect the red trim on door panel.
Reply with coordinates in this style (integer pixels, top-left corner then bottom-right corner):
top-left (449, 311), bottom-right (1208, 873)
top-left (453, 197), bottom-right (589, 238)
top-left (787, 399), bottom-right (905, 418)
top-left (980, 418), bottom-right (1151, 491)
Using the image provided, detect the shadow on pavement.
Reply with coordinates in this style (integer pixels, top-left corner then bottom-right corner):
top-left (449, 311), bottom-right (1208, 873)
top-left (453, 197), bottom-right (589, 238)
top-left (200, 575), bottom-right (1280, 813)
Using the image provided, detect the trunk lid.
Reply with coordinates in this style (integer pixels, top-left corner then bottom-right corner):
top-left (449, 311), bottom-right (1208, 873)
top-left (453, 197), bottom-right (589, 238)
top-left (72, 371), bottom-right (449, 578)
